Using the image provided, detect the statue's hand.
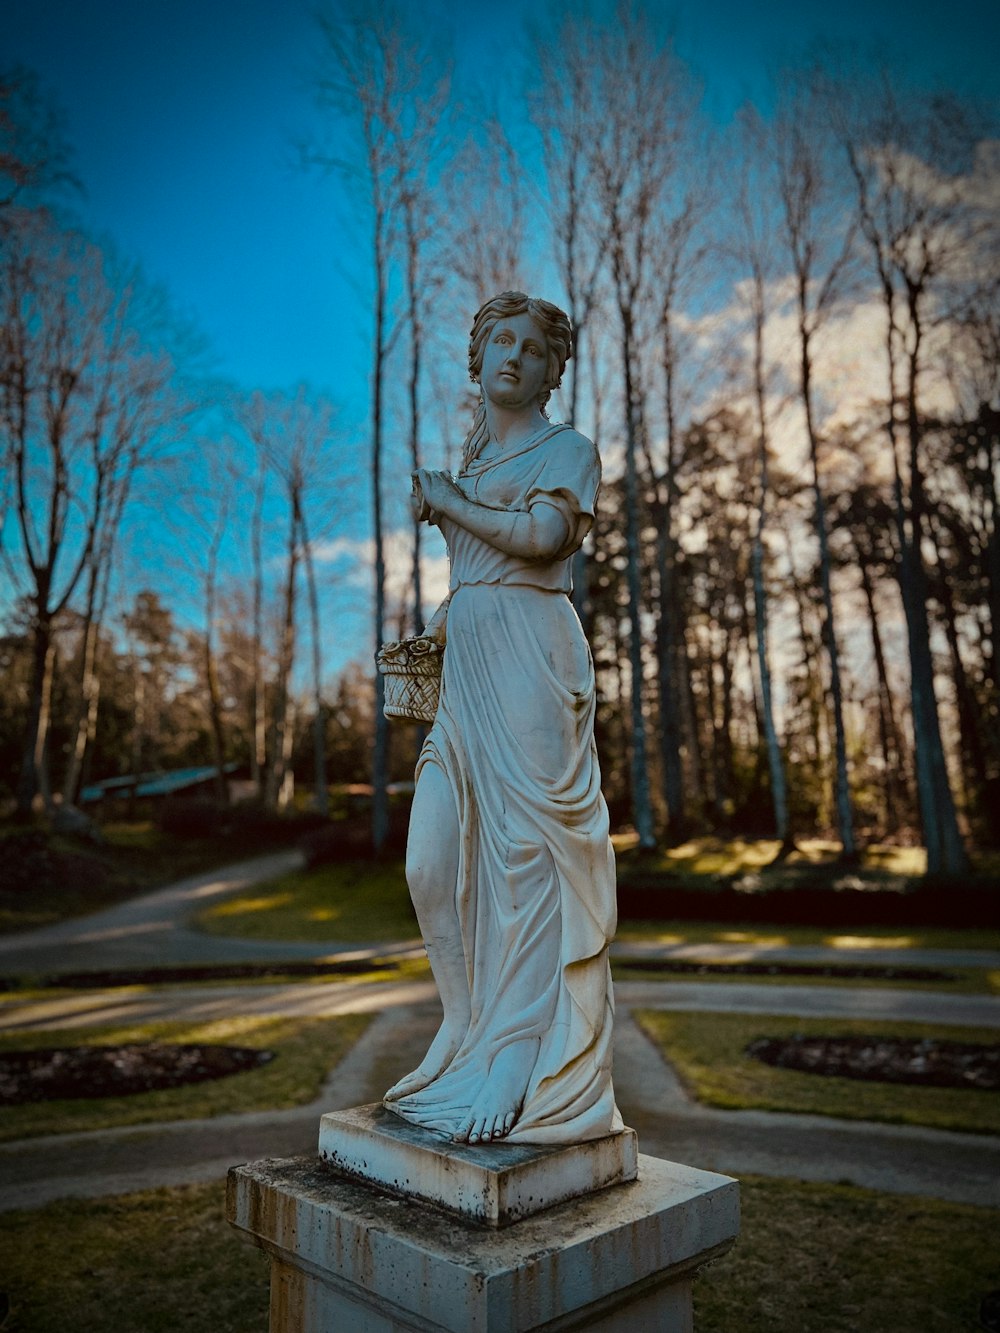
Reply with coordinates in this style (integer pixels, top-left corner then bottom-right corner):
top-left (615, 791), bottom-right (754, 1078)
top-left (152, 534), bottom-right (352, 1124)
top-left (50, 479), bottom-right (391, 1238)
top-left (411, 472), bottom-right (432, 522)
top-left (424, 613), bottom-right (447, 646)
top-left (414, 468), bottom-right (462, 517)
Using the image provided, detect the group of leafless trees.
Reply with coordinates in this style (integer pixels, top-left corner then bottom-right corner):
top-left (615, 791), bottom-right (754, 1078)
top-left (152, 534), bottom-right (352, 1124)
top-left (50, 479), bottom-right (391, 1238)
top-left (0, 67), bottom-right (346, 823)
top-left (2, 7), bottom-right (998, 874)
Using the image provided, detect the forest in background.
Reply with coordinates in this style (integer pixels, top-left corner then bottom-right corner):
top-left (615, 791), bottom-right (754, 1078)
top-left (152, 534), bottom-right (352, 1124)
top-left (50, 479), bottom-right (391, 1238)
top-left (2, 4), bottom-right (998, 874)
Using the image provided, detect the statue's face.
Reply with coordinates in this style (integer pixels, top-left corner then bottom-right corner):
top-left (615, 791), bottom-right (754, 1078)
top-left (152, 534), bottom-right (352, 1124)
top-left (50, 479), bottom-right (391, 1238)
top-left (480, 312), bottom-right (550, 411)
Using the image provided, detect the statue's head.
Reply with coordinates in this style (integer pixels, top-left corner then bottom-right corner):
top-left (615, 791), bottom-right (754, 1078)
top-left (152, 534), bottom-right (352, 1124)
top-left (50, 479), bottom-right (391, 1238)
top-left (468, 292), bottom-right (572, 413)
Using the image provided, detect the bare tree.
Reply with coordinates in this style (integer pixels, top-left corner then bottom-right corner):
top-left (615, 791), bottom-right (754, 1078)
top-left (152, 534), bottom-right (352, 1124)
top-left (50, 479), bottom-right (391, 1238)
top-left (728, 107), bottom-right (792, 850)
top-left (839, 80), bottom-right (984, 872)
top-left (0, 65), bottom-right (77, 214)
top-left (310, 3), bottom-right (432, 848)
top-left (249, 449), bottom-right (268, 795)
top-left (396, 69), bottom-right (449, 639)
top-left (60, 441), bottom-right (137, 804)
top-left (585, 8), bottom-right (690, 848)
top-left (443, 119), bottom-right (530, 310)
top-left (241, 388), bottom-right (338, 811)
top-left (647, 182), bottom-right (711, 842)
top-left (1, 217), bottom-right (177, 815)
top-left (774, 83), bottom-right (859, 861)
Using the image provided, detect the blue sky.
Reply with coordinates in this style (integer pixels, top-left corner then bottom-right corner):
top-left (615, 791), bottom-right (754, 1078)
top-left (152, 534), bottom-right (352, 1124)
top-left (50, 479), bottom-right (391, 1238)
top-left (6, 0), bottom-right (998, 401)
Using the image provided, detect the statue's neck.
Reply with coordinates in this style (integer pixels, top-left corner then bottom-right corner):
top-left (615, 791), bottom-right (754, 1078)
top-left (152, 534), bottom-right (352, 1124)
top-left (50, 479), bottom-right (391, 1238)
top-left (482, 401), bottom-right (549, 455)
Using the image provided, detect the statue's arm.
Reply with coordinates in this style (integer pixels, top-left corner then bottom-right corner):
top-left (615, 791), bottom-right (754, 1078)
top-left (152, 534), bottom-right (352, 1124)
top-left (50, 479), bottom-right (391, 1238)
top-left (413, 469), bottom-right (571, 561)
top-left (423, 592), bottom-right (451, 645)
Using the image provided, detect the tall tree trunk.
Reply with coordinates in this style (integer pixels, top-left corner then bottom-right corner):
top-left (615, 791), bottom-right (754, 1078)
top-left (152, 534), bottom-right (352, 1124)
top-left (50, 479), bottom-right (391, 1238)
top-left (300, 507), bottom-right (328, 817)
top-left (987, 425), bottom-right (1000, 702)
top-left (62, 567), bottom-right (104, 806)
top-left (618, 305), bottom-right (657, 849)
top-left (404, 199), bottom-right (425, 639)
top-left (250, 458), bottom-right (267, 798)
top-left (930, 520), bottom-right (988, 811)
top-left (785, 529), bottom-right (830, 827)
top-left (371, 224), bottom-right (390, 853)
top-left (653, 326), bottom-right (686, 839)
top-left (854, 535), bottom-right (911, 834)
top-left (749, 279), bottom-right (790, 848)
top-left (265, 502), bottom-right (299, 810)
top-left (800, 319), bottom-right (857, 861)
top-left (203, 497), bottom-right (229, 807)
top-left (893, 306), bottom-right (968, 874)
top-left (16, 611), bottom-right (56, 817)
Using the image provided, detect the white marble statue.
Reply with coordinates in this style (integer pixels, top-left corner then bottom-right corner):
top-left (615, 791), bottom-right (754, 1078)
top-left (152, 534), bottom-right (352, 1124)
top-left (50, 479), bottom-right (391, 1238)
top-left (384, 292), bottom-right (622, 1147)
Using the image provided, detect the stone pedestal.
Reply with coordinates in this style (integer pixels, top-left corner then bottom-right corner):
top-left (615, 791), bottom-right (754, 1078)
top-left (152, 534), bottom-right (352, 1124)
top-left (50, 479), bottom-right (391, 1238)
top-left (227, 1105), bottom-right (739, 1333)
top-left (318, 1103), bottom-right (639, 1227)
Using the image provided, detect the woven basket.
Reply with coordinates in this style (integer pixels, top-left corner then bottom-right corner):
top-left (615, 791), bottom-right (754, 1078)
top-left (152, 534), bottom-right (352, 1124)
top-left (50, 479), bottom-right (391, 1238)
top-left (377, 637), bottom-right (443, 724)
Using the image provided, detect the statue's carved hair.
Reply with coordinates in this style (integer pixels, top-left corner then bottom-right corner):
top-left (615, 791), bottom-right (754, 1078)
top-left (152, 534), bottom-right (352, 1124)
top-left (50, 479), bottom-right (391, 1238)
top-left (462, 292), bottom-right (572, 469)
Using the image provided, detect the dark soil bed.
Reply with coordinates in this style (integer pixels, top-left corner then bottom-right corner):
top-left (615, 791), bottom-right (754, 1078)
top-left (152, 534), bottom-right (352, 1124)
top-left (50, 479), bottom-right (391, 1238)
top-left (0, 1043), bottom-right (275, 1104)
top-left (746, 1034), bottom-right (1000, 1090)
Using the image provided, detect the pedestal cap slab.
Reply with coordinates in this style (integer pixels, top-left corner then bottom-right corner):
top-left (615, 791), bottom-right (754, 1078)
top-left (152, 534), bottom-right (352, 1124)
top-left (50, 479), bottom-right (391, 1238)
top-left (318, 1102), bottom-right (638, 1227)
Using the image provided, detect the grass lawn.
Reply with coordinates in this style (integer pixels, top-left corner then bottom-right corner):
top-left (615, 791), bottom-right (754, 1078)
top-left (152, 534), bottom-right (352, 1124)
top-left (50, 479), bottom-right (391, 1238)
top-left (0, 1181), bottom-right (269, 1333)
top-left (634, 1009), bottom-right (1000, 1135)
top-left (695, 1175), bottom-right (999, 1332)
top-left (0, 1175), bottom-right (995, 1333)
top-left (195, 860), bottom-right (419, 942)
top-left (0, 1013), bottom-right (370, 1143)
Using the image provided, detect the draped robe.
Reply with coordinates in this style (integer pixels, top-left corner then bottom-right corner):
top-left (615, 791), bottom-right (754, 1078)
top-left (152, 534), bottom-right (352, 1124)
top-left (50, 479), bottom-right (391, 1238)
top-left (391, 423), bottom-right (622, 1144)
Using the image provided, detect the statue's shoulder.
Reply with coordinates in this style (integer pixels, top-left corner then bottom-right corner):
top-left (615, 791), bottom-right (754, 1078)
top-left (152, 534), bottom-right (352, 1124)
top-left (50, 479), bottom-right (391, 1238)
top-left (548, 425), bottom-right (600, 472)
top-left (549, 424), bottom-right (597, 457)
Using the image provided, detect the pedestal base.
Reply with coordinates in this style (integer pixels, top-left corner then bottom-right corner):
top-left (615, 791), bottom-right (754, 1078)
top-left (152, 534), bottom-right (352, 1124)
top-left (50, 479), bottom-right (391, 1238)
top-left (228, 1149), bottom-right (739, 1332)
top-left (319, 1103), bottom-right (638, 1227)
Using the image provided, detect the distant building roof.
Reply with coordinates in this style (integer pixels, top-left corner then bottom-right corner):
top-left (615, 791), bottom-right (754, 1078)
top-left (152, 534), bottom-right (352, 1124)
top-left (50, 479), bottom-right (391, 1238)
top-left (80, 764), bottom-right (238, 803)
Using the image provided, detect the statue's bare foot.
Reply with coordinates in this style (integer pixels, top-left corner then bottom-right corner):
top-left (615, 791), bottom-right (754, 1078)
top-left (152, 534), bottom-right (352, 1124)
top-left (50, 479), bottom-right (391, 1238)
top-left (383, 1018), bottom-right (466, 1103)
top-left (454, 1038), bottom-right (539, 1145)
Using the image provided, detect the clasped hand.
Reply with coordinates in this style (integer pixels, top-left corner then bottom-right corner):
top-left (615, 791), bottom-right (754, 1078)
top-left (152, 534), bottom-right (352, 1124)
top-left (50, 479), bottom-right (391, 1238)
top-left (411, 468), bottom-right (463, 524)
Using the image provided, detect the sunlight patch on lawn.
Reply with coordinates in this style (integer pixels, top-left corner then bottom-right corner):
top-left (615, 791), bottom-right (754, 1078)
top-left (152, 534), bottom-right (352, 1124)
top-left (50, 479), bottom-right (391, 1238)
top-left (206, 893), bottom-right (293, 918)
top-left (613, 834), bottom-right (931, 876)
top-left (826, 934), bottom-right (916, 950)
top-left (717, 931), bottom-right (791, 946)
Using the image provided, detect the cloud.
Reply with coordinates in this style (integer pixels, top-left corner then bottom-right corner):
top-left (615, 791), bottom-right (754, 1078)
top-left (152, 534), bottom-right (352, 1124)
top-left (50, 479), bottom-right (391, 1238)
top-left (311, 527), bottom-right (450, 611)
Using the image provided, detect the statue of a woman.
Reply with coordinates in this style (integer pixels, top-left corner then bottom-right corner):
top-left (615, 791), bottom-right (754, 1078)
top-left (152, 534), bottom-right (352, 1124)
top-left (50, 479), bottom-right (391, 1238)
top-left (384, 292), bottom-right (621, 1147)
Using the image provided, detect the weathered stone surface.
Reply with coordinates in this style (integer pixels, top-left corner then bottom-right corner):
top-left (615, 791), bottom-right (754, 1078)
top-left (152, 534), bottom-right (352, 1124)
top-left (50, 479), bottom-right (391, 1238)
top-left (227, 1152), bottom-right (739, 1332)
top-left (318, 1102), bottom-right (638, 1226)
top-left (380, 293), bottom-right (620, 1150)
